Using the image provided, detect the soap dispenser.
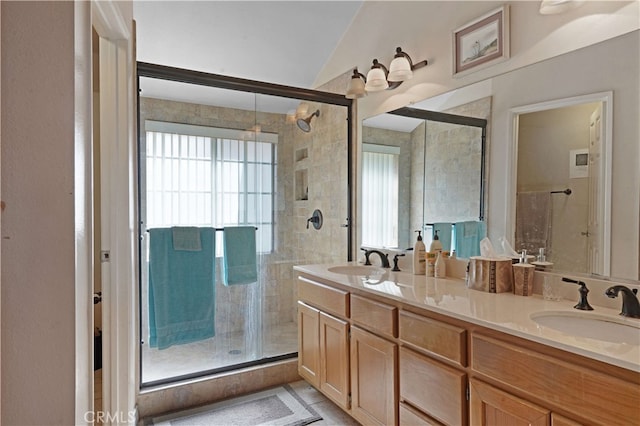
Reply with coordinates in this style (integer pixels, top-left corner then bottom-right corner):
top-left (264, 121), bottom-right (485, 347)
top-left (429, 230), bottom-right (443, 253)
top-left (513, 250), bottom-right (535, 296)
top-left (413, 230), bottom-right (426, 275)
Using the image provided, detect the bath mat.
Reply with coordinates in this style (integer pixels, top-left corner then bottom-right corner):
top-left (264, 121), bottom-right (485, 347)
top-left (151, 384), bottom-right (322, 426)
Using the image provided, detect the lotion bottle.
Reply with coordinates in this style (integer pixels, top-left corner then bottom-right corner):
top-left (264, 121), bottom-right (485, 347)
top-left (413, 230), bottom-right (426, 275)
top-left (429, 230), bottom-right (443, 252)
top-left (435, 250), bottom-right (446, 278)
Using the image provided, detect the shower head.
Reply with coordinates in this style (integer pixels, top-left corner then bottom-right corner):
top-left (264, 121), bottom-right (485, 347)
top-left (296, 110), bottom-right (320, 133)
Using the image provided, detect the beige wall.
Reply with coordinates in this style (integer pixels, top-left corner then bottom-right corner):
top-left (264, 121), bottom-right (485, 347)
top-left (1, 2), bottom-right (76, 424)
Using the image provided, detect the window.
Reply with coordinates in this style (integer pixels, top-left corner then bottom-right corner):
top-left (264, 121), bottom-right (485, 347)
top-left (145, 121), bottom-right (276, 253)
top-left (361, 143), bottom-right (400, 248)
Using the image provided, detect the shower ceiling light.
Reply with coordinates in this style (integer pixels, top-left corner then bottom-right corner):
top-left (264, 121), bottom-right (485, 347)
top-left (346, 47), bottom-right (428, 98)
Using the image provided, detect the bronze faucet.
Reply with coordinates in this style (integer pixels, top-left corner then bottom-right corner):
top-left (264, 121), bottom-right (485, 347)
top-left (605, 285), bottom-right (640, 318)
top-left (361, 248), bottom-right (390, 268)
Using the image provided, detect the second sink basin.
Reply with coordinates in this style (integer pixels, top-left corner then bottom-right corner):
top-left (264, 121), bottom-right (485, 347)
top-left (328, 265), bottom-right (386, 276)
top-left (530, 311), bottom-right (640, 345)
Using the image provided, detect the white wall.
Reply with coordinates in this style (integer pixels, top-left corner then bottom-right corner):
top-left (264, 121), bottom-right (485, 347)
top-left (1, 2), bottom-right (76, 424)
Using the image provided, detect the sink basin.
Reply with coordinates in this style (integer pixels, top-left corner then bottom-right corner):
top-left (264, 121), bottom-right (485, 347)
top-left (530, 311), bottom-right (640, 345)
top-left (328, 265), bottom-right (386, 276)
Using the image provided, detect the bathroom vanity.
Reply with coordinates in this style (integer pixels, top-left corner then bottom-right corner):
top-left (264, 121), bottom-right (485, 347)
top-left (294, 264), bottom-right (640, 426)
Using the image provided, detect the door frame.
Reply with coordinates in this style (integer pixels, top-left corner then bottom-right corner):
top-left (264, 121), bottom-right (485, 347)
top-left (76, 1), bottom-right (136, 423)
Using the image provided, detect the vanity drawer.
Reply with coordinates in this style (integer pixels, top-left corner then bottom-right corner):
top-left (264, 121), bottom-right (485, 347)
top-left (400, 347), bottom-right (466, 426)
top-left (399, 402), bottom-right (443, 426)
top-left (350, 294), bottom-right (397, 338)
top-left (298, 276), bottom-right (349, 318)
top-left (471, 333), bottom-right (640, 425)
top-left (399, 310), bottom-right (466, 366)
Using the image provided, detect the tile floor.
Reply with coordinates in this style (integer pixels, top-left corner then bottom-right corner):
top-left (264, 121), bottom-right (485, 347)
top-left (142, 321), bottom-right (298, 384)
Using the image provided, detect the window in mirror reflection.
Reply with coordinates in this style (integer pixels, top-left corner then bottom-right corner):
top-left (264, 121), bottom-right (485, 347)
top-left (362, 143), bottom-right (400, 248)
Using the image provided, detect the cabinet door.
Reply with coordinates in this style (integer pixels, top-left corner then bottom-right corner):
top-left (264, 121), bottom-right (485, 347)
top-left (470, 378), bottom-right (550, 426)
top-left (319, 311), bottom-right (350, 409)
top-left (350, 326), bottom-right (398, 426)
top-left (297, 301), bottom-right (320, 387)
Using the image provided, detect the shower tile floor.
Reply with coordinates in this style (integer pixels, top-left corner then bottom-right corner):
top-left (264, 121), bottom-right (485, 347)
top-left (142, 321), bottom-right (298, 384)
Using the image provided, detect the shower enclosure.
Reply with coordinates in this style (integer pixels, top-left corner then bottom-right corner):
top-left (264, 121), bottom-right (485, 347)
top-left (137, 63), bottom-right (352, 386)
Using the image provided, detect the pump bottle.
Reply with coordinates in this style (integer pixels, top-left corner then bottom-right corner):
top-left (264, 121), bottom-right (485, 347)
top-left (413, 230), bottom-right (426, 275)
top-left (430, 230), bottom-right (443, 252)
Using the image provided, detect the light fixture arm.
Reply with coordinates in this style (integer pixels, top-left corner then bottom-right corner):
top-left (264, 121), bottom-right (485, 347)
top-left (351, 68), bottom-right (367, 82)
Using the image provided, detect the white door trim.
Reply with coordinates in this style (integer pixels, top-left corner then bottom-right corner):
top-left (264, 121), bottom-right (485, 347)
top-left (86, 1), bottom-right (136, 424)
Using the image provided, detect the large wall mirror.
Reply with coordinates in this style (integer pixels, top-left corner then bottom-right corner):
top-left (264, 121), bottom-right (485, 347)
top-left (511, 92), bottom-right (612, 277)
top-left (358, 31), bottom-right (638, 281)
top-left (361, 98), bottom-right (489, 254)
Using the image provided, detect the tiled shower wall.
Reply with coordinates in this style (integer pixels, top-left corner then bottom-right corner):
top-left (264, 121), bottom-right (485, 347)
top-left (423, 97), bottom-right (492, 223)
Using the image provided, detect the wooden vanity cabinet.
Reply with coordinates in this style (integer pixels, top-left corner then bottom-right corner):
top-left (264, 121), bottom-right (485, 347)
top-left (297, 273), bottom-right (640, 426)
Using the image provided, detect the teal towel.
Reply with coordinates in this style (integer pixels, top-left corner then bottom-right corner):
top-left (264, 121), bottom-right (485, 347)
top-left (148, 227), bottom-right (215, 349)
top-left (432, 223), bottom-right (453, 251)
top-left (455, 221), bottom-right (486, 258)
top-left (172, 226), bottom-right (202, 251)
top-left (223, 226), bottom-right (257, 285)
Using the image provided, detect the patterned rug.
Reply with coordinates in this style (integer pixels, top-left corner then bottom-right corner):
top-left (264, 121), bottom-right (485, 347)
top-left (151, 384), bottom-right (322, 426)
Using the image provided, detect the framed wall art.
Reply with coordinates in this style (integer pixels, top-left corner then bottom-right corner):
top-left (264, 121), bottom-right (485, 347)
top-left (453, 5), bottom-right (510, 77)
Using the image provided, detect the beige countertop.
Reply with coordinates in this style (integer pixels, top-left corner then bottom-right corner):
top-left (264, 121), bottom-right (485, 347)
top-left (294, 263), bottom-right (640, 373)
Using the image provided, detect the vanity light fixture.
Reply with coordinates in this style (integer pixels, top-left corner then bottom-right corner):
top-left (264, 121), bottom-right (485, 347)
top-left (365, 59), bottom-right (392, 92)
top-left (388, 47), bottom-right (428, 82)
top-left (346, 47), bottom-right (428, 98)
top-left (345, 68), bottom-right (367, 99)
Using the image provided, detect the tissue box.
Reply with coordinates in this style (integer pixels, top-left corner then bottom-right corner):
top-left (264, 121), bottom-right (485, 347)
top-left (467, 256), bottom-right (513, 293)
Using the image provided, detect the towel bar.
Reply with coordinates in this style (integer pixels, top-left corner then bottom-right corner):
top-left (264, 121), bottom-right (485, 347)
top-left (146, 227), bottom-right (257, 232)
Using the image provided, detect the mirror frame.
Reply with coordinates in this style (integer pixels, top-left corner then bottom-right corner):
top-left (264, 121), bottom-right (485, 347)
top-left (507, 91), bottom-right (613, 277)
